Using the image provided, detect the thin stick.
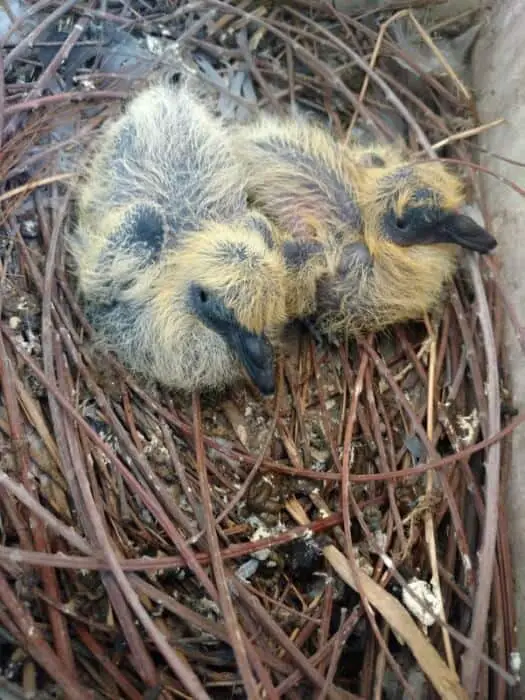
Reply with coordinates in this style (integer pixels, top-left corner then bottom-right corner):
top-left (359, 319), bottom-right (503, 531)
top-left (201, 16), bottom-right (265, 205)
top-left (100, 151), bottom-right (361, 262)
top-left (192, 393), bottom-right (262, 699)
top-left (0, 173), bottom-right (75, 204)
top-left (406, 10), bottom-right (470, 100)
top-left (0, 572), bottom-right (94, 700)
top-left (346, 9), bottom-right (409, 138)
top-left (423, 316), bottom-right (456, 671)
top-left (461, 256), bottom-right (502, 694)
top-left (3, 0), bottom-right (79, 62)
top-left (0, 54), bottom-right (4, 149)
top-left (431, 119), bottom-right (505, 151)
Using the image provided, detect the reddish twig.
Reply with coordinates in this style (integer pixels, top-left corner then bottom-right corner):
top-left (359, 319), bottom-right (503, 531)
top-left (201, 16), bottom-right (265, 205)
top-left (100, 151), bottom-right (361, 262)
top-left (192, 393), bottom-right (262, 699)
top-left (461, 256), bottom-right (501, 694)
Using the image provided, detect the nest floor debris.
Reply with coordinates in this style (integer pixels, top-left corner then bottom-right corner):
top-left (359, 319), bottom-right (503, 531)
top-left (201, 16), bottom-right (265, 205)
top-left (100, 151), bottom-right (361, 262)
top-left (0, 1), bottom-right (523, 698)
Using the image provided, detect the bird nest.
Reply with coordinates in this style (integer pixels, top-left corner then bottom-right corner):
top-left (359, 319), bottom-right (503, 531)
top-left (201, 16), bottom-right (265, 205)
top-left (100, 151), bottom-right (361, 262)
top-left (0, 2), bottom-right (523, 699)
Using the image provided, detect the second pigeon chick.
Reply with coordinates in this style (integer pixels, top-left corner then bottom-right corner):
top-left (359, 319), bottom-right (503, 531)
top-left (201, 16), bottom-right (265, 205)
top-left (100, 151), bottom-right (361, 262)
top-left (232, 115), bottom-right (496, 339)
top-left (69, 83), bottom-right (288, 394)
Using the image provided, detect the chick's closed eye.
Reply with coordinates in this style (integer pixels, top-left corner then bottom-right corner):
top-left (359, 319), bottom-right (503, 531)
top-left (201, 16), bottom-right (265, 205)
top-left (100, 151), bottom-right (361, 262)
top-left (384, 204), bottom-right (440, 245)
top-left (189, 282), bottom-right (275, 395)
top-left (189, 282), bottom-right (236, 331)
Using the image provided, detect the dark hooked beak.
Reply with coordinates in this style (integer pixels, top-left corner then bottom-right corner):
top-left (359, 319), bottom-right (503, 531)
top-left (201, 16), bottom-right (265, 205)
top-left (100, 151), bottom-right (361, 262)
top-left (434, 213), bottom-right (497, 253)
top-left (230, 328), bottom-right (275, 395)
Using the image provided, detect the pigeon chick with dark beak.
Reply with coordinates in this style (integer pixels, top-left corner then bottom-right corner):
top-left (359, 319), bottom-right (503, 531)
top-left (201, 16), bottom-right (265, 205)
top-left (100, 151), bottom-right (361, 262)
top-left (333, 152), bottom-right (497, 337)
top-left (231, 115), bottom-right (496, 340)
top-left (69, 83), bottom-right (288, 394)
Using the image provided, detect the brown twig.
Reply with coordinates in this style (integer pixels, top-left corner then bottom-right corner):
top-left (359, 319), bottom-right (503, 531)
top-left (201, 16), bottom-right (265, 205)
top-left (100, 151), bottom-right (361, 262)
top-left (461, 257), bottom-right (502, 694)
top-left (192, 393), bottom-right (262, 699)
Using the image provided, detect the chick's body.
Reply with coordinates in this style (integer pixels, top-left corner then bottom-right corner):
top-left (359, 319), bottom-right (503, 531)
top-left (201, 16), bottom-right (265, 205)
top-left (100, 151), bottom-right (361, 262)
top-left (71, 84), bottom-right (287, 393)
top-left (233, 116), bottom-right (495, 339)
top-left (232, 116), bottom-right (369, 323)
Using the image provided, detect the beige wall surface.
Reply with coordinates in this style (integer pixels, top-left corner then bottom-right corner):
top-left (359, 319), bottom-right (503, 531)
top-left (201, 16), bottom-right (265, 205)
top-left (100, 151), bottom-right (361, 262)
top-left (473, 0), bottom-right (525, 683)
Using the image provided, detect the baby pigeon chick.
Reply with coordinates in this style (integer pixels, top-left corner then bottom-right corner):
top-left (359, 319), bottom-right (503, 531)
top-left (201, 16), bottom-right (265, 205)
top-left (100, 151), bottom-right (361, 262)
top-left (69, 83), bottom-right (288, 394)
top-left (232, 115), bottom-right (496, 339)
top-left (340, 150), bottom-right (496, 335)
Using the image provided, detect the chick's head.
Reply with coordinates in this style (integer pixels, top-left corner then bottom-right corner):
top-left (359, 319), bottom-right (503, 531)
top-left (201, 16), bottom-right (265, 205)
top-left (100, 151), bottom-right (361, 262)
top-left (360, 159), bottom-right (496, 255)
top-left (344, 159), bottom-right (497, 326)
top-left (151, 217), bottom-right (287, 395)
top-left (307, 158), bottom-right (498, 337)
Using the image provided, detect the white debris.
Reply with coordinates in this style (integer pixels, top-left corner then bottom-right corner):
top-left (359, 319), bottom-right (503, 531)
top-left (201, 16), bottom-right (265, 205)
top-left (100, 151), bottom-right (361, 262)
top-left (402, 578), bottom-right (442, 628)
top-left (374, 530), bottom-right (388, 553)
top-left (247, 515), bottom-right (286, 540)
top-left (510, 650), bottom-right (521, 677)
top-left (246, 516), bottom-right (286, 561)
top-left (252, 548), bottom-right (271, 562)
top-left (236, 559), bottom-right (259, 581)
